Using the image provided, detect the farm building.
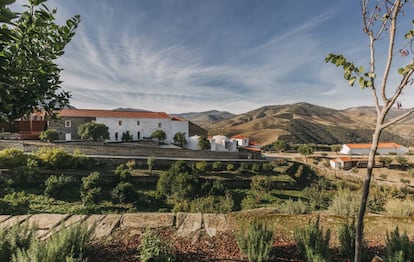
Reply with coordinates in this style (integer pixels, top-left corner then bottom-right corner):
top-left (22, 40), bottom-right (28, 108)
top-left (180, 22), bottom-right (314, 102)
top-left (330, 157), bottom-right (369, 170)
top-left (340, 143), bottom-right (409, 155)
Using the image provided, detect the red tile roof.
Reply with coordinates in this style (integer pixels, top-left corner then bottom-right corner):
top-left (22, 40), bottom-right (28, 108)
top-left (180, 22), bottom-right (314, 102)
top-left (58, 109), bottom-right (170, 119)
top-left (345, 143), bottom-right (403, 149)
top-left (231, 135), bottom-right (248, 139)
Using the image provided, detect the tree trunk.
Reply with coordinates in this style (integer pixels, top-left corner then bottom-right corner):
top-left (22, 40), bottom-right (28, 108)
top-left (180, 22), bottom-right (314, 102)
top-left (354, 116), bottom-right (384, 261)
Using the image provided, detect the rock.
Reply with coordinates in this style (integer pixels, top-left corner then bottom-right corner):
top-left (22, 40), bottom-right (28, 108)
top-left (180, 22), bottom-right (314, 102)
top-left (203, 213), bottom-right (229, 237)
top-left (93, 214), bottom-right (121, 239)
top-left (27, 214), bottom-right (70, 229)
top-left (176, 212), bottom-right (202, 237)
top-left (0, 215), bottom-right (11, 224)
top-left (0, 215), bottom-right (31, 228)
top-left (121, 213), bottom-right (175, 228)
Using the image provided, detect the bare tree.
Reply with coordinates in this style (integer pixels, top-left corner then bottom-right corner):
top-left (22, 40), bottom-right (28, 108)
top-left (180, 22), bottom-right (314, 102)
top-left (326, 0), bottom-right (414, 261)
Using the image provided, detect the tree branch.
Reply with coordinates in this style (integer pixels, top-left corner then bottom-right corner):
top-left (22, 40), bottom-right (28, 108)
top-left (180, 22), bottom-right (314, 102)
top-left (382, 108), bottom-right (414, 129)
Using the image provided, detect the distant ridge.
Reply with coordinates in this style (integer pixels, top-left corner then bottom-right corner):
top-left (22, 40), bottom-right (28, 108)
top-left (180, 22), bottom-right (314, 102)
top-left (171, 110), bottom-right (235, 129)
top-left (113, 108), bottom-right (150, 112)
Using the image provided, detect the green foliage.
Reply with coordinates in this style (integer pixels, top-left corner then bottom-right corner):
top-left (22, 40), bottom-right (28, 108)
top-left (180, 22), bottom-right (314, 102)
top-left (226, 163), bottom-right (235, 171)
top-left (261, 162), bottom-right (273, 172)
top-left (384, 198), bottom-right (414, 217)
top-left (329, 188), bottom-right (360, 217)
top-left (272, 140), bottom-right (289, 152)
top-left (198, 135), bottom-right (211, 150)
top-left (294, 215), bottom-right (331, 262)
top-left (77, 122), bottom-right (109, 141)
top-left (147, 156), bottom-right (155, 172)
top-left (337, 219), bottom-right (368, 262)
top-left (32, 147), bottom-right (71, 169)
top-left (139, 228), bottom-right (176, 262)
top-left (241, 195), bottom-right (260, 210)
top-left (238, 163), bottom-right (249, 172)
top-left (235, 221), bottom-right (274, 262)
top-left (195, 161), bottom-right (208, 172)
top-left (0, 192), bottom-right (30, 215)
top-left (80, 171), bottom-right (102, 206)
top-left (0, 148), bottom-right (27, 168)
top-left (385, 227), bottom-right (414, 262)
top-left (298, 144), bottom-right (315, 158)
top-left (0, 222), bottom-right (36, 261)
top-left (281, 199), bottom-right (310, 215)
top-left (39, 129), bottom-right (59, 142)
top-left (111, 182), bottom-right (137, 204)
top-left (212, 161), bottom-right (222, 171)
top-left (396, 156), bottom-right (408, 167)
top-left (173, 132), bottom-right (187, 147)
top-left (303, 179), bottom-right (332, 210)
top-left (121, 131), bottom-right (133, 142)
top-left (190, 194), bottom-right (234, 213)
top-left (251, 163), bottom-right (261, 173)
top-left (250, 176), bottom-right (272, 199)
top-left (379, 156), bottom-right (393, 168)
top-left (151, 130), bottom-right (166, 143)
top-left (12, 221), bottom-right (94, 262)
top-left (44, 175), bottom-right (73, 199)
top-left (0, 0), bottom-right (80, 122)
top-left (114, 163), bottom-right (132, 182)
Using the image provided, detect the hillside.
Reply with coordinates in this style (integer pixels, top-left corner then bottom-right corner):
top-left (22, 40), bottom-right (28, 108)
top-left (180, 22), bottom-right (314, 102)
top-left (206, 102), bottom-right (413, 146)
top-left (171, 110), bottom-right (235, 129)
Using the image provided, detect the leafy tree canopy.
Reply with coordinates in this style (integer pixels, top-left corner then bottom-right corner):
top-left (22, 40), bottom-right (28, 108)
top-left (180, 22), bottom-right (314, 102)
top-left (77, 122), bottom-right (109, 141)
top-left (151, 130), bottom-right (166, 143)
top-left (173, 132), bottom-right (187, 147)
top-left (198, 136), bottom-right (211, 150)
top-left (0, 0), bottom-right (80, 123)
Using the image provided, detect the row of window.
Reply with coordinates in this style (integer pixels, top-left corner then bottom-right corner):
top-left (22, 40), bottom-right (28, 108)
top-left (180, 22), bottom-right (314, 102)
top-left (64, 120), bottom-right (162, 128)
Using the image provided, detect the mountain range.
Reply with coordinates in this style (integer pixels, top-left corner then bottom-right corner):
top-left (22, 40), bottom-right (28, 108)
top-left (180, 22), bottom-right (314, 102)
top-left (173, 102), bottom-right (414, 146)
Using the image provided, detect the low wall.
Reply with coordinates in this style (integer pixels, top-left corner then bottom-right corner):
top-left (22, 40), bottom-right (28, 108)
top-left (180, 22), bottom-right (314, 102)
top-left (0, 140), bottom-right (252, 160)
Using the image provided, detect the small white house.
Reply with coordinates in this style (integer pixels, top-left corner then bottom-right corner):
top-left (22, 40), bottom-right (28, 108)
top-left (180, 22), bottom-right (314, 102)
top-left (210, 135), bottom-right (238, 152)
top-left (186, 135), bottom-right (201, 150)
top-left (231, 135), bottom-right (249, 147)
top-left (330, 157), bottom-right (353, 170)
top-left (340, 143), bottom-right (409, 155)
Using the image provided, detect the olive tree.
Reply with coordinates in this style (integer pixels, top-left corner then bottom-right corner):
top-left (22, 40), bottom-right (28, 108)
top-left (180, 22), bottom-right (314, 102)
top-left (326, 1), bottom-right (414, 260)
top-left (0, 0), bottom-right (80, 123)
top-left (78, 122), bottom-right (109, 141)
top-left (151, 130), bottom-right (166, 144)
top-left (173, 132), bottom-right (187, 147)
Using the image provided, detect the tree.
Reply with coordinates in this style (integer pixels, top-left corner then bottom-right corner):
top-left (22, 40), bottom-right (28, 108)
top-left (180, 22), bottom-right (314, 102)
top-left (198, 135), bottom-right (211, 150)
top-left (77, 122), bottom-right (109, 141)
top-left (147, 156), bottom-right (155, 172)
top-left (151, 130), bottom-right (166, 144)
top-left (273, 140), bottom-right (288, 152)
top-left (298, 144), bottom-right (315, 161)
top-left (0, 0), bottom-right (80, 123)
top-left (39, 129), bottom-right (59, 142)
top-left (326, 1), bottom-right (414, 260)
top-left (173, 132), bottom-right (187, 147)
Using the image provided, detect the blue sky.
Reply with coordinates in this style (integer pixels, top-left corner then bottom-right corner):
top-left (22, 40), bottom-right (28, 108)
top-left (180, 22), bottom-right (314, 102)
top-left (14, 0), bottom-right (414, 114)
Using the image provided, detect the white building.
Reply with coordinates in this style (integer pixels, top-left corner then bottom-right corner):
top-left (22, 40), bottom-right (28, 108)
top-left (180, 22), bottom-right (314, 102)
top-left (231, 135), bottom-right (249, 147)
top-left (340, 143), bottom-right (409, 155)
top-left (210, 135), bottom-right (238, 152)
top-left (51, 109), bottom-right (189, 143)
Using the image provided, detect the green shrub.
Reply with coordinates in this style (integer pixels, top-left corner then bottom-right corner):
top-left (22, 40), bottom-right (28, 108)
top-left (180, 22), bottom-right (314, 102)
top-left (190, 194), bottom-right (234, 213)
top-left (12, 221), bottom-right (94, 262)
top-left (385, 227), bottom-right (414, 262)
top-left (32, 147), bottom-right (72, 169)
top-left (400, 178), bottom-right (410, 184)
top-left (303, 184), bottom-right (332, 211)
top-left (281, 199), bottom-right (310, 215)
top-left (39, 129), bottom-right (59, 142)
top-left (238, 163), bottom-right (249, 172)
top-left (139, 228), bottom-right (176, 262)
top-left (384, 198), bottom-right (414, 217)
top-left (338, 219), bottom-right (368, 261)
top-left (147, 156), bottom-right (155, 172)
top-left (212, 161), bottom-right (222, 171)
top-left (328, 188), bottom-right (360, 217)
top-left (380, 173), bottom-right (388, 180)
top-left (0, 192), bottom-right (30, 215)
top-left (114, 163), bottom-right (132, 182)
top-left (80, 172), bottom-right (102, 205)
top-left (195, 161), bottom-right (208, 172)
top-left (0, 222), bottom-right (36, 261)
top-left (226, 163), bottom-right (235, 171)
top-left (262, 162), bottom-right (273, 172)
top-left (241, 195), bottom-right (260, 210)
top-left (251, 163), bottom-right (261, 173)
top-left (111, 182), bottom-right (137, 204)
top-left (250, 176), bottom-right (272, 198)
top-left (0, 148), bottom-right (27, 168)
top-left (294, 215), bottom-right (331, 261)
top-left (235, 221), bottom-right (274, 262)
top-left (44, 175), bottom-right (73, 199)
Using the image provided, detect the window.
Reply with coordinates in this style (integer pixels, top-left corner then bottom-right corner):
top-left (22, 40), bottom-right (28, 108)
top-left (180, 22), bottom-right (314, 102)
top-left (115, 132), bottom-right (119, 141)
top-left (137, 131), bottom-right (141, 139)
top-left (118, 120), bottom-right (122, 126)
top-left (65, 120), bottom-right (71, 128)
top-left (158, 123), bottom-right (162, 128)
top-left (137, 121), bottom-right (140, 126)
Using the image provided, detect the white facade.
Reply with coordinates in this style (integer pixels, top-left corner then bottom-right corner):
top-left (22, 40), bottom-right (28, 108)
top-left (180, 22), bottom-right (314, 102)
top-left (186, 135), bottom-right (201, 150)
top-left (97, 117), bottom-right (188, 143)
top-left (210, 135), bottom-right (238, 152)
top-left (340, 143), bottom-right (409, 155)
top-left (231, 135), bottom-right (249, 147)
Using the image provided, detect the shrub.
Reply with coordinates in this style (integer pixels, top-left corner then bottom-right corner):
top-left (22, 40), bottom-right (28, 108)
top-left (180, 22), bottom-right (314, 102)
top-left (241, 195), bottom-right (260, 210)
top-left (238, 163), bottom-right (249, 172)
top-left (78, 122), bottom-right (109, 141)
top-left (384, 198), bottom-right (414, 217)
top-left (147, 156), bottom-right (155, 172)
top-left (281, 199), bottom-right (310, 215)
top-left (190, 194), bottom-right (234, 213)
top-left (338, 219), bottom-right (368, 261)
top-left (33, 147), bottom-right (72, 169)
top-left (226, 163), bottom-right (235, 171)
top-left (250, 176), bottom-right (272, 198)
top-left (139, 228), bottom-right (176, 262)
top-left (12, 221), bottom-right (94, 262)
top-left (0, 222), bottom-right (36, 261)
top-left (328, 188), bottom-right (360, 217)
top-left (212, 161), bottom-right (222, 171)
top-left (294, 215), bottom-right (331, 261)
top-left (0, 148), bottom-right (27, 168)
top-left (262, 162), bottom-right (273, 172)
top-left (235, 221), bottom-right (274, 262)
top-left (400, 178), bottom-right (410, 184)
top-left (44, 175), bottom-right (73, 199)
top-left (380, 173), bottom-right (388, 180)
top-left (111, 182), bottom-right (137, 204)
top-left (80, 172), bottom-right (102, 205)
top-left (195, 161), bottom-right (208, 172)
top-left (114, 163), bottom-right (132, 182)
top-left (39, 129), bottom-right (59, 142)
top-left (396, 156), bottom-right (408, 167)
top-left (0, 192), bottom-right (30, 215)
top-left (251, 163), bottom-right (261, 173)
top-left (385, 227), bottom-right (414, 262)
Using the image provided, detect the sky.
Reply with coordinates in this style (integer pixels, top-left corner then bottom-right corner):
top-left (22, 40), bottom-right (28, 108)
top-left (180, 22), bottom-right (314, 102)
top-left (13, 0), bottom-right (414, 114)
